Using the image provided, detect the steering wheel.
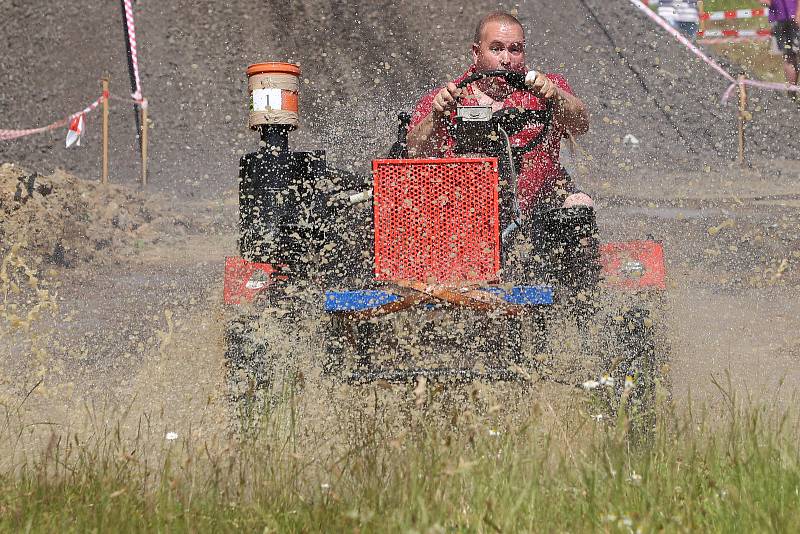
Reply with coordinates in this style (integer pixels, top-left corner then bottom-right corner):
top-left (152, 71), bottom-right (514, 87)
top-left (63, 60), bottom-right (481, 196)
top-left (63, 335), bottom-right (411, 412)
top-left (454, 69), bottom-right (554, 152)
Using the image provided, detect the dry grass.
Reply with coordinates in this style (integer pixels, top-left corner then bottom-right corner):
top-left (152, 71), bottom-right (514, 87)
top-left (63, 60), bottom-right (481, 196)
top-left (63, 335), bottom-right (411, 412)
top-left (0, 376), bottom-right (797, 533)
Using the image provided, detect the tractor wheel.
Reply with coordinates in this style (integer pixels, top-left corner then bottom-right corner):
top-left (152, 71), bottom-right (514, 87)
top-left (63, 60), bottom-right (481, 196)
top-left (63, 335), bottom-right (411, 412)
top-left (606, 301), bottom-right (670, 441)
top-left (320, 313), bottom-right (350, 379)
top-left (224, 311), bottom-right (306, 427)
top-left (320, 313), bottom-right (398, 383)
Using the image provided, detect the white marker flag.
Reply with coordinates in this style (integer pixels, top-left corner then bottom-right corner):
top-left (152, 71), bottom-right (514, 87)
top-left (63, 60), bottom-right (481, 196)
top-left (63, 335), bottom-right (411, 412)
top-left (65, 113), bottom-right (85, 148)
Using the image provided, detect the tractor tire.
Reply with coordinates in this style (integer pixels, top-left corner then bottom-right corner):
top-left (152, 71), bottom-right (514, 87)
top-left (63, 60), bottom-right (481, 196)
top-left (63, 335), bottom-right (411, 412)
top-left (604, 298), bottom-right (671, 441)
top-left (224, 309), bottom-right (307, 427)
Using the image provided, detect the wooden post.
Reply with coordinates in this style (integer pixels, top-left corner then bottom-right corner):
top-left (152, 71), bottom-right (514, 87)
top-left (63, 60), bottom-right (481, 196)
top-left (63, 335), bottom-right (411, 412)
top-left (140, 99), bottom-right (148, 186)
top-left (737, 74), bottom-right (748, 165)
top-left (698, 1), bottom-right (705, 38)
top-left (102, 77), bottom-right (109, 184)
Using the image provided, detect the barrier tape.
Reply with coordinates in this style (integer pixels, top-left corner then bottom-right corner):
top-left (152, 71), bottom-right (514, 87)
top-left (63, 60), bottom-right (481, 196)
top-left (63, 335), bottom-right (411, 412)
top-left (701, 8), bottom-right (767, 21)
top-left (0, 94), bottom-right (106, 142)
top-left (123, 0), bottom-right (143, 103)
top-left (641, 2), bottom-right (772, 42)
top-left (697, 8), bottom-right (771, 42)
top-left (2, 1), bottom-right (146, 144)
top-left (641, 1), bottom-right (767, 21)
top-left (699, 34), bottom-right (771, 44)
top-left (628, 0), bottom-right (800, 100)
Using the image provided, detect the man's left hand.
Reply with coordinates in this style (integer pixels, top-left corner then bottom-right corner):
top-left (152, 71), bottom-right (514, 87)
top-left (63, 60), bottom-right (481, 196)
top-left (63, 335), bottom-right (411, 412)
top-left (525, 71), bottom-right (559, 100)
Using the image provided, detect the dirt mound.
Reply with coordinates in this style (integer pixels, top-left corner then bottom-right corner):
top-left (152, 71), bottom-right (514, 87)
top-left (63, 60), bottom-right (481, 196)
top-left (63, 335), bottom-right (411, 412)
top-left (0, 162), bottom-right (193, 267)
top-left (1, 0), bottom-right (798, 197)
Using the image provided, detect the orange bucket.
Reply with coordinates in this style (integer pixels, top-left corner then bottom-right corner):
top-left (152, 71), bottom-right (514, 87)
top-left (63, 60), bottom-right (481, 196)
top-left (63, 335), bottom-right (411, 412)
top-left (247, 62), bottom-right (300, 130)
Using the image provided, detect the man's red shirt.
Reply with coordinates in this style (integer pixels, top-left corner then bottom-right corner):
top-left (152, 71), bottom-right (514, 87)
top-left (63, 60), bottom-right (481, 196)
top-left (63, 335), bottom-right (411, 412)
top-left (409, 66), bottom-right (574, 212)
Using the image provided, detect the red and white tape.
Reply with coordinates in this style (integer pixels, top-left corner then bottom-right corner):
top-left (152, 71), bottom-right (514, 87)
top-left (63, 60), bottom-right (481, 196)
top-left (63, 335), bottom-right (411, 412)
top-left (697, 8), bottom-right (771, 41)
top-left (701, 8), bottom-right (767, 21)
top-left (642, 2), bottom-right (771, 42)
top-left (698, 28), bottom-right (772, 38)
top-left (698, 34), bottom-right (771, 45)
top-left (123, 0), bottom-right (143, 103)
top-left (2, 2), bottom-right (146, 144)
top-left (629, 0), bottom-right (800, 100)
top-left (641, 1), bottom-right (767, 21)
top-left (0, 94), bottom-right (105, 142)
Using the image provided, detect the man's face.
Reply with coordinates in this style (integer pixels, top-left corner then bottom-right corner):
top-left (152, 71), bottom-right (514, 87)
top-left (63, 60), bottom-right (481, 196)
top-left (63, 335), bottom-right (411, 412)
top-left (472, 20), bottom-right (526, 73)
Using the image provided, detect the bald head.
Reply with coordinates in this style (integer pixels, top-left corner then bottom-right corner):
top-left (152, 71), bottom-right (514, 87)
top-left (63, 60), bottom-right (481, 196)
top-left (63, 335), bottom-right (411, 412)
top-left (471, 12), bottom-right (526, 75)
top-left (473, 12), bottom-right (525, 45)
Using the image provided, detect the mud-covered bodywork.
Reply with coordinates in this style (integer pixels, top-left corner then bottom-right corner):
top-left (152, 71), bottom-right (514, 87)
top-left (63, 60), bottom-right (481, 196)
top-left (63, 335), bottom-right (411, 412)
top-left (224, 71), bottom-right (669, 431)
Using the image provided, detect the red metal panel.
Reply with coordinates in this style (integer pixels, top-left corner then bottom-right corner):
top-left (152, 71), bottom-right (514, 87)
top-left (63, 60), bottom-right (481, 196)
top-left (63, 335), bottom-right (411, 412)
top-left (600, 241), bottom-right (666, 290)
top-left (223, 256), bottom-right (283, 304)
top-left (373, 158), bottom-right (500, 283)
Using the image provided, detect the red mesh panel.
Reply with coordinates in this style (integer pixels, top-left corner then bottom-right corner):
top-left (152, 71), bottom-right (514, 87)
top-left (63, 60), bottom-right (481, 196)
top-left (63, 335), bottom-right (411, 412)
top-left (373, 158), bottom-right (500, 283)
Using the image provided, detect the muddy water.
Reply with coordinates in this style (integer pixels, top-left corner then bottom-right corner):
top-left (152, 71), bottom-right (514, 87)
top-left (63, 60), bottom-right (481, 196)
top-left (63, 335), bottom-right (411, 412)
top-left (595, 160), bottom-right (800, 407)
top-left (1, 162), bottom-right (797, 463)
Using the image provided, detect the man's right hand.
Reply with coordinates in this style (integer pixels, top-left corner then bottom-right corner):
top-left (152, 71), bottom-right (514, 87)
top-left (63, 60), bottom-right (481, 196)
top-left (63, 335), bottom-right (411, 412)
top-left (432, 82), bottom-right (462, 117)
top-left (407, 82), bottom-right (464, 156)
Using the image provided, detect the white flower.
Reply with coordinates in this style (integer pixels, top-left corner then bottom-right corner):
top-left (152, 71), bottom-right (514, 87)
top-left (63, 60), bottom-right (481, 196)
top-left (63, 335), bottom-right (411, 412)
top-left (165, 431), bottom-right (178, 441)
top-left (592, 414), bottom-right (605, 421)
top-left (584, 375), bottom-right (615, 391)
top-left (488, 429), bottom-right (500, 437)
top-left (627, 471), bottom-right (643, 485)
top-left (321, 483), bottom-right (331, 491)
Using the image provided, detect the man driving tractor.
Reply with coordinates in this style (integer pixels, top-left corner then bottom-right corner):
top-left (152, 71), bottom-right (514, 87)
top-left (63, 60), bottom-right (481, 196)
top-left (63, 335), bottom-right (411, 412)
top-left (407, 11), bottom-right (593, 214)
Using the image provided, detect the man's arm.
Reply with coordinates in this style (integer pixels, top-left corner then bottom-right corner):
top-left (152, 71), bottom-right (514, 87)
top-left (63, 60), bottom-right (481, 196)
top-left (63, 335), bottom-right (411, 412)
top-left (553, 89), bottom-right (590, 137)
top-left (527, 72), bottom-right (589, 136)
top-left (407, 82), bottom-right (462, 157)
top-left (407, 112), bottom-right (447, 157)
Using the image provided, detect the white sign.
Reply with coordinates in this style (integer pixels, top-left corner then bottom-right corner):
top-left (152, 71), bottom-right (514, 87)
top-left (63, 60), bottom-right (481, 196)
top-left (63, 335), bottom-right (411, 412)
top-left (252, 88), bottom-right (282, 111)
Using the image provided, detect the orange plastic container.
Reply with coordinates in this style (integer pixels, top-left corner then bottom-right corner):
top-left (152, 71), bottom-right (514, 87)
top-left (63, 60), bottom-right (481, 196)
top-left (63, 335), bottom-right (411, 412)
top-left (247, 62), bottom-right (300, 129)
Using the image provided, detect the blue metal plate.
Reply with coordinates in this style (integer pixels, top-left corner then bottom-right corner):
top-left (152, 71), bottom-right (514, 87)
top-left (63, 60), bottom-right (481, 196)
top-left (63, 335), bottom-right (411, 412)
top-left (481, 286), bottom-right (554, 305)
top-left (324, 285), bottom-right (553, 312)
top-left (324, 290), bottom-right (401, 312)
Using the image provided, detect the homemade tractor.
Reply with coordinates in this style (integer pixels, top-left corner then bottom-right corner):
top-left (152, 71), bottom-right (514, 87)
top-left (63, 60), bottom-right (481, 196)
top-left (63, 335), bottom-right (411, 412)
top-left (224, 63), bottom-right (668, 418)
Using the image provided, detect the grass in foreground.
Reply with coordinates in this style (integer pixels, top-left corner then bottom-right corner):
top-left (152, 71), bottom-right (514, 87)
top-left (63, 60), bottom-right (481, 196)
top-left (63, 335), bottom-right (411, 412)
top-left (0, 385), bottom-right (799, 533)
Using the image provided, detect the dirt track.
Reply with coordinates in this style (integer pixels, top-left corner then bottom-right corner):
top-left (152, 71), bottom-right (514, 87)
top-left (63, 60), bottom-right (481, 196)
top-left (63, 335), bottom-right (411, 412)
top-left (1, 0), bottom-right (799, 439)
top-left (2, 0), bottom-right (800, 190)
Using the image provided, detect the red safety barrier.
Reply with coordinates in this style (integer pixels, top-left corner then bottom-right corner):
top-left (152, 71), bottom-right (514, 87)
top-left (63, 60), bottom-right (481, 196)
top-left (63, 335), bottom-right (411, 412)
top-left (698, 28), bottom-right (772, 39)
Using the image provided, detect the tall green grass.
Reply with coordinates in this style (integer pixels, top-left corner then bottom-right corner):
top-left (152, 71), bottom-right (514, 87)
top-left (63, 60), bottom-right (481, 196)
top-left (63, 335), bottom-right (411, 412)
top-left (0, 381), bottom-right (798, 532)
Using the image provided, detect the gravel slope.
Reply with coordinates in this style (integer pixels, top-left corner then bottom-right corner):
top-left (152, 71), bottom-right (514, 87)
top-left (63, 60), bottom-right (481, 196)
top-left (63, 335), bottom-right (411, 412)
top-left (1, 0), bottom-right (798, 198)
